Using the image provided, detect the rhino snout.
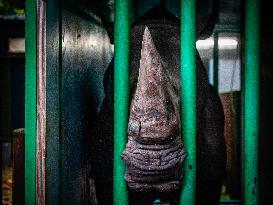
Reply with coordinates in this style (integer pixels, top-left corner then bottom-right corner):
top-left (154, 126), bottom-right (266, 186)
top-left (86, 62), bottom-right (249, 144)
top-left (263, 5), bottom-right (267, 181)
top-left (128, 114), bottom-right (180, 145)
top-left (122, 139), bottom-right (187, 192)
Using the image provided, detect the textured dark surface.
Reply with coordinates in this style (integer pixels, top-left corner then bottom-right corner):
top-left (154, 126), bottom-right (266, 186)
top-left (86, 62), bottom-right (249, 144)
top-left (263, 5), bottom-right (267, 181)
top-left (0, 20), bottom-right (24, 142)
top-left (95, 7), bottom-right (226, 205)
top-left (122, 27), bottom-right (186, 193)
top-left (260, 2), bottom-right (273, 204)
top-left (44, 1), bottom-right (113, 204)
top-left (45, 0), bottom-right (61, 203)
top-left (12, 128), bottom-right (25, 205)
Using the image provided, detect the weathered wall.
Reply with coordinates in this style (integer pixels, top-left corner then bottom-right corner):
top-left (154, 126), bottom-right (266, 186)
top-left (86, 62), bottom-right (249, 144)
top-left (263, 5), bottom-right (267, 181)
top-left (45, 1), bottom-right (113, 204)
top-left (60, 6), bottom-right (113, 204)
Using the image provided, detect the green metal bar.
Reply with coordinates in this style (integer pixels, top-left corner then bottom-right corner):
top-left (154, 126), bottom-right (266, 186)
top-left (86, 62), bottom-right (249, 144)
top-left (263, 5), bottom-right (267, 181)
top-left (180, 0), bottom-right (196, 204)
top-left (114, 0), bottom-right (130, 204)
top-left (220, 199), bottom-right (242, 204)
top-left (25, 0), bottom-right (37, 204)
top-left (213, 32), bottom-right (219, 90)
top-left (243, 0), bottom-right (260, 204)
top-left (214, 24), bottom-right (241, 32)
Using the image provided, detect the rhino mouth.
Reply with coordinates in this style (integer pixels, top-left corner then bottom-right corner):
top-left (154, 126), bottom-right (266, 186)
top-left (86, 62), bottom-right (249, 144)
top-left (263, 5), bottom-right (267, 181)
top-left (122, 138), bottom-right (186, 192)
top-left (122, 27), bottom-right (187, 193)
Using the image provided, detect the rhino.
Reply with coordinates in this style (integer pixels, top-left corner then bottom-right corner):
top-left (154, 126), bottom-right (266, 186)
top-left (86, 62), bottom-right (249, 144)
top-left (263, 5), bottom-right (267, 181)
top-left (91, 5), bottom-right (226, 205)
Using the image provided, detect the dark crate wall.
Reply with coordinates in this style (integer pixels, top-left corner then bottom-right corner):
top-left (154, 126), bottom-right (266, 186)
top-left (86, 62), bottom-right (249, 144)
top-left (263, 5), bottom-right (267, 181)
top-left (0, 20), bottom-right (25, 141)
top-left (260, 1), bottom-right (273, 204)
top-left (60, 7), bottom-right (113, 204)
top-left (45, 1), bottom-right (113, 204)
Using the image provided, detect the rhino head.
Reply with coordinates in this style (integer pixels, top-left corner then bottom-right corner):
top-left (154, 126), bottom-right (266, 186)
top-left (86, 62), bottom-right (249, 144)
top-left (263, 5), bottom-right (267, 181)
top-left (91, 4), bottom-right (226, 205)
top-left (122, 27), bottom-right (187, 193)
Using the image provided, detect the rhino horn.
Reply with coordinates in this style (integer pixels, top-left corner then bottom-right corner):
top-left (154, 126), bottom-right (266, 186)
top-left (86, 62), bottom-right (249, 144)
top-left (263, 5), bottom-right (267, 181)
top-left (128, 27), bottom-right (180, 144)
top-left (122, 27), bottom-right (186, 193)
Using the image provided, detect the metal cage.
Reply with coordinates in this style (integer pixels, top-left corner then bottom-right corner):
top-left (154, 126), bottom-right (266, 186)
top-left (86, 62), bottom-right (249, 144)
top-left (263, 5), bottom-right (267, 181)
top-left (25, 0), bottom-right (260, 204)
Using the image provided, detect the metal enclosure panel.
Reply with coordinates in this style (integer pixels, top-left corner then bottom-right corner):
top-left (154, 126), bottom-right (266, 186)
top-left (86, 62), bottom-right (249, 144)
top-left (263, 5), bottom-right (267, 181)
top-left (38, 0), bottom-right (224, 204)
top-left (45, 0), bottom-right (61, 204)
top-left (60, 6), bottom-right (113, 204)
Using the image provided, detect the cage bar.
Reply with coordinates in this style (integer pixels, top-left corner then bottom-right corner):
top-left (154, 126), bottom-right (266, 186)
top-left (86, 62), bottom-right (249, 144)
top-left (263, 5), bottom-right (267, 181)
top-left (25, 0), bottom-right (37, 204)
top-left (243, 0), bottom-right (260, 204)
top-left (114, 0), bottom-right (130, 204)
top-left (180, 0), bottom-right (197, 204)
top-left (213, 32), bottom-right (219, 90)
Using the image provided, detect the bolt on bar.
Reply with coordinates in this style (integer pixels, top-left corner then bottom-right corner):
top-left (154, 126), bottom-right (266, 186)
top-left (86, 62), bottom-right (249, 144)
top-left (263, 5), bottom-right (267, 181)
top-left (180, 0), bottom-right (197, 204)
top-left (114, 0), bottom-right (130, 205)
top-left (25, 0), bottom-right (37, 204)
top-left (243, 0), bottom-right (260, 204)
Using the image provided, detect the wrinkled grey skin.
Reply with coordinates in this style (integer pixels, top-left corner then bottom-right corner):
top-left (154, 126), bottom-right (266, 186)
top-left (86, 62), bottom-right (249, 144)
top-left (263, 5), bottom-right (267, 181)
top-left (92, 6), bottom-right (226, 205)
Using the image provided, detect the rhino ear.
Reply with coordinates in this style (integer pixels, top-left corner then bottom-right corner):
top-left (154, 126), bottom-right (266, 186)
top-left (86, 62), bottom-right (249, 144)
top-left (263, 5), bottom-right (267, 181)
top-left (128, 27), bottom-right (180, 143)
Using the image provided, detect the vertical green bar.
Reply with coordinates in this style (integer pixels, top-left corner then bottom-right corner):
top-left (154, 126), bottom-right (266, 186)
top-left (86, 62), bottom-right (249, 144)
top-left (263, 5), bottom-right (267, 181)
top-left (244, 0), bottom-right (260, 204)
top-left (213, 32), bottom-right (219, 90)
top-left (25, 0), bottom-right (37, 204)
top-left (114, 0), bottom-right (130, 204)
top-left (180, 0), bottom-right (196, 204)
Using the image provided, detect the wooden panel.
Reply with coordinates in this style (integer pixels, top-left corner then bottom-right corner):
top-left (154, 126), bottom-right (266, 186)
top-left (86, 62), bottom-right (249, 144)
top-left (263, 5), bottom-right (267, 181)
top-left (44, 1), bottom-right (113, 204)
top-left (12, 129), bottom-right (25, 205)
top-left (45, 0), bottom-right (61, 204)
top-left (60, 4), bottom-right (113, 204)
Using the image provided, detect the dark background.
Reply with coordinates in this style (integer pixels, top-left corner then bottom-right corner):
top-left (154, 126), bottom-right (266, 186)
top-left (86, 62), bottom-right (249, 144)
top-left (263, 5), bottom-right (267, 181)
top-left (260, 1), bottom-right (273, 204)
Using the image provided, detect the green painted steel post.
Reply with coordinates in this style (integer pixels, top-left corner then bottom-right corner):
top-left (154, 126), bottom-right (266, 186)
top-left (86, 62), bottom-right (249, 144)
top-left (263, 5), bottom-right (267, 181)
top-left (114, 0), bottom-right (130, 204)
top-left (213, 32), bottom-right (219, 90)
top-left (243, 0), bottom-right (260, 204)
top-left (25, 0), bottom-right (37, 204)
top-left (180, 0), bottom-right (196, 204)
